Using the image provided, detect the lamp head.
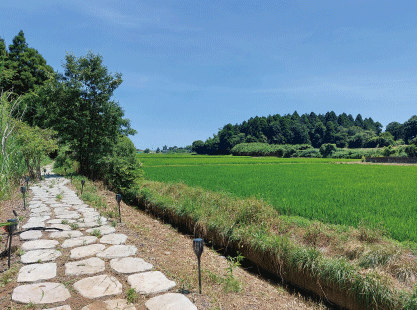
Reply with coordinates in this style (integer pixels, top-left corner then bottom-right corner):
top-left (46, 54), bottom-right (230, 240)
top-left (20, 186), bottom-right (26, 194)
top-left (81, 180), bottom-right (85, 186)
top-left (116, 194), bottom-right (122, 203)
top-left (6, 219), bottom-right (17, 234)
top-left (193, 238), bottom-right (204, 258)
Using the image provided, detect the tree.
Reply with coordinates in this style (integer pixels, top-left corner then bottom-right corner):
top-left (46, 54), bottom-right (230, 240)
top-left (386, 122), bottom-right (404, 141)
top-left (192, 140), bottom-right (204, 154)
top-left (6, 30), bottom-right (53, 96)
top-left (43, 51), bottom-right (135, 178)
top-left (404, 116), bottom-right (417, 144)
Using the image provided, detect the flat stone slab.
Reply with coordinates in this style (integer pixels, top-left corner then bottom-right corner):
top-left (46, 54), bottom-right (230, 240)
top-left (12, 282), bottom-right (71, 304)
top-left (82, 299), bottom-right (136, 310)
top-left (56, 213), bottom-right (81, 219)
top-left (50, 230), bottom-right (83, 239)
top-left (21, 239), bottom-right (59, 251)
top-left (49, 224), bottom-right (72, 231)
top-left (17, 263), bottom-right (57, 282)
top-left (22, 221), bottom-right (45, 229)
top-left (110, 257), bottom-right (152, 274)
top-left (100, 233), bottom-right (128, 245)
top-left (78, 222), bottom-right (100, 228)
top-left (73, 274), bottom-right (122, 299)
top-left (47, 219), bottom-right (76, 224)
top-left (97, 245), bottom-right (137, 259)
top-left (61, 236), bottom-right (97, 248)
top-left (45, 306), bottom-right (72, 310)
top-left (71, 244), bottom-right (106, 259)
top-left (86, 225), bottom-right (116, 236)
top-left (145, 293), bottom-right (197, 310)
top-left (20, 230), bottom-right (42, 240)
top-left (21, 249), bottom-right (62, 263)
top-left (65, 257), bottom-right (105, 276)
top-left (128, 271), bottom-right (175, 295)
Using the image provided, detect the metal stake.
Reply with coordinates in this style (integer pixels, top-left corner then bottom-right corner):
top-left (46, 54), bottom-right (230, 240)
top-left (116, 194), bottom-right (122, 223)
top-left (193, 238), bottom-right (204, 294)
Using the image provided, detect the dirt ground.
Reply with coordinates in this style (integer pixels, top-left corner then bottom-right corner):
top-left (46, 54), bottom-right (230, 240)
top-left (0, 179), bottom-right (329, 310)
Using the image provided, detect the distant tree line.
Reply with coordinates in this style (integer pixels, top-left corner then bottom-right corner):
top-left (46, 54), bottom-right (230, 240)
top-left (192, 111), bottom-right (417, 155)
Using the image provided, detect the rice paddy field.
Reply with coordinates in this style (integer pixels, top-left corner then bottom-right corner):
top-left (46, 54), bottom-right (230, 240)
top-left (138, 154), bottom-right (417, 242)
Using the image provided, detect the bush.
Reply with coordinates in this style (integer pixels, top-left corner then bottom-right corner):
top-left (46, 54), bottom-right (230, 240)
top-left (319, 143), bottom-right (337, 157)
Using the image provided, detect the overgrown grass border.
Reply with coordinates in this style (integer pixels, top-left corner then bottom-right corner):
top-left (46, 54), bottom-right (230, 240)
top-left (133, 181), bottom-right (417, 310)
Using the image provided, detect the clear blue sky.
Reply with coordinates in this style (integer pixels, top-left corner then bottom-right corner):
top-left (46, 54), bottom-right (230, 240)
top-left (2, 1), bottom-right (417, 149)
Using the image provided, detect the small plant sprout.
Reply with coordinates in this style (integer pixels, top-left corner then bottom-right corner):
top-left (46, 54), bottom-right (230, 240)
top-left (91, 229), bottom-right (101, 237)
top-left (61, 220), bottom-right (68, 224)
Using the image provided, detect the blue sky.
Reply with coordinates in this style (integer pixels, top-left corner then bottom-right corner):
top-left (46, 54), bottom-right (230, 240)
top-left (2, 0), bottom-right (417, 149)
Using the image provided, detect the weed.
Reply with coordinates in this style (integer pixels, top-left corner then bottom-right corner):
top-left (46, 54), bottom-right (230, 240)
top-left (16, 248), bottom-right (25, 256)
top-left (91, 229), bottom-right (101, 237)
top-left (223, 252), bottom-right (244, 293)
top-left (126, 288), bottom-right (138, 304)
top-left (61, 220), bottom-right (68, 224)
top-left (111, 221), bottom-right (117, 227)
top-left (70, 223), bottom-right (79, 230)
top-left (0, 265), bottom-right (19, 287)
top-left (56, 193), bottom-right (63, 201)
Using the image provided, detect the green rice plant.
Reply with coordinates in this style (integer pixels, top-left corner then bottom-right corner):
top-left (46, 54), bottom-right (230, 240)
top-left (223, 252), bottom-right (244, 293)
top-left (142, 159), bottom-right (417, 243)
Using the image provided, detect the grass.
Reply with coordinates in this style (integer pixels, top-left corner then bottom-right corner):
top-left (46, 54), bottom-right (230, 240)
top-left (141, 156), bottom-right (417, 243)
top-left (0, 265), bottom-right (19, 287)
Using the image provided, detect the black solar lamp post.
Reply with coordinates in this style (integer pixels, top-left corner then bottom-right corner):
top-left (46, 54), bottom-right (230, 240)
top-left (20, 186), bottom-right (26, 210)
top-left (6, 219), bottom-right (18, 268)
top-left (71, 173), bottom-right (73, 183)
top-left (81, 179), bottom-right (85, 195)
top-left (193, 238), bottom-right (204, 294)
top-left (116, 194), bottom-right (122, 223)
top-left (64, 168), bottom-right (67, 174)
top-left (25, 177), bottom-right (29, 190)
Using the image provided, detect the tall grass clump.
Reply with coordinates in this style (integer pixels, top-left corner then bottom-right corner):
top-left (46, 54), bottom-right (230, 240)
top-left (0, 89), bottom-right (26, 199)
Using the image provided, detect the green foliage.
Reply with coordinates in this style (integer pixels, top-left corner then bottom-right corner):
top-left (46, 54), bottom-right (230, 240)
top-left (319, 143), bottom-right (337, 157)
top-left (15, 122), bottom-right (57, 179)
top-left (37, 51), bottom-right (135, 179)
top-left (99, 135), bottom-right (143, 194)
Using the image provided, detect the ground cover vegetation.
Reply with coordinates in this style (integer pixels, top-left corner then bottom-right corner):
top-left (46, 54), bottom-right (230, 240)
top-left (192, 111), bottom-right (417, 156)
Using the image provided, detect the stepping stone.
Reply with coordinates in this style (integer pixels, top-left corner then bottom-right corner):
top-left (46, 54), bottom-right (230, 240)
top-left (71, 244), bottom-right (106, 259)
top-left (49, 224), bottom-right (72, 231)
top-left (22, 221), bottom-right (45, 229)
top-left (28, 215), bottom-right (50, 222)
top-left (128, 271), bottom-right (176, 295)
top-left (47, 219), bottom-right (76, 224)
top-left (82, 299), bottom-right (136, 310)
top-left (21, 239), bottom-right (59, 251)
top-left (12, 282), bottom-right (71, 304)
top-left (73, 274), bottom-right (122, 299)
top-left (56, 213), bottom-right (80, 219)
top-left (45, 306), bottom-right (72, 310)
top-left (100, 233), bottom-right (128, 245)
top-left (17, 263), bottom-right (57, 282)
top-left (21, 249), bottom-right (62, 264)
top-left (50, 230), bottom-right (83, 239)
top-left (86, 225), bottom-right (116, 236)
top-left (62, 236), bottom-right (97, 248)
top-left (78, 222), bottom-right (100, 228)
top-left (145, 293), bottom-right (197, 310)
top-left (20, 230), bottom-right (42, 240)
top-left (97, 245), bottom-right (137, 259)
top-left (110, 257), bottom-right (152, 274)
top-left (65, 257), bottom-right (105, 276)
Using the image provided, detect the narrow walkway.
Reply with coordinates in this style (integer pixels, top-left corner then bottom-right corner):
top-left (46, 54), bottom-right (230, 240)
top-left (12, 167), bottom-right (197, 310)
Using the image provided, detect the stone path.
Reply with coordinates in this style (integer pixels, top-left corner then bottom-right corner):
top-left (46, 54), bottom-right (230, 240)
top-left (12, 168), bottom-right (197, 310)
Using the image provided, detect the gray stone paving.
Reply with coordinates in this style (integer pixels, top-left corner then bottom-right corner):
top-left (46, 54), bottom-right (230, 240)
top-left (11, 167), bottom-right (195, 309)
